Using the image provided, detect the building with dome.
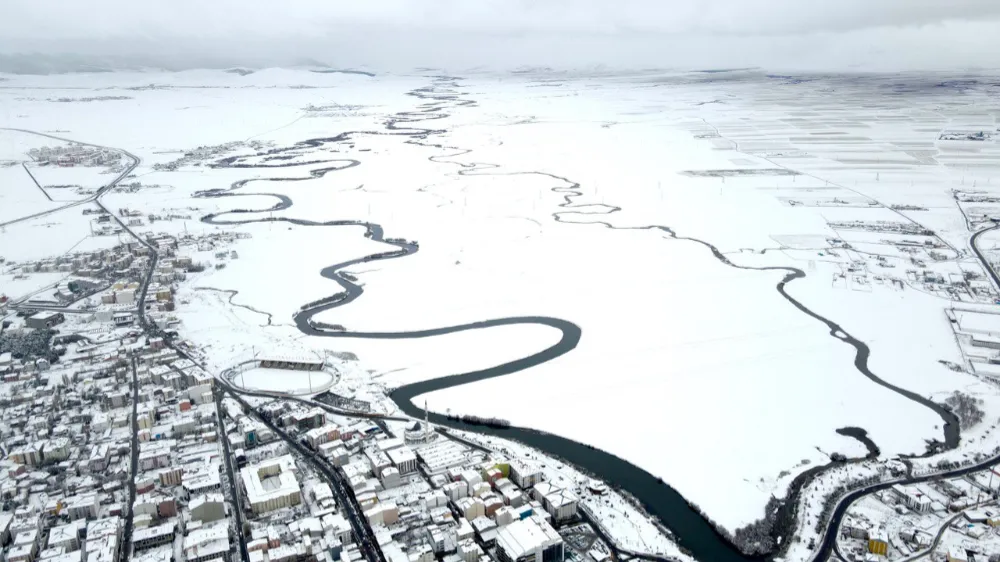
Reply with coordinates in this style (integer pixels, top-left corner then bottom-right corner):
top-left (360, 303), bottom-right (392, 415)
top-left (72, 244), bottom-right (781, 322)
top-left (405, 402), bottom-right (436, 444)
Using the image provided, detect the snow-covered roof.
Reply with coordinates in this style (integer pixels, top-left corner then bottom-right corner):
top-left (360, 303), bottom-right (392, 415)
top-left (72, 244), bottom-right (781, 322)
top-left (416, 440), bottom-right (469, 472)
top-left (543, 487), bottom-right (577, 509)
top-left (387, 447), bottom-right (416, 466)
top-left (48, 551), bottom-right (83, 562)
top-left (956, 311), bottom-right (1000, 335)
top-left (48, 521), bottom-right (82, 545)
top-left (29, 311), bottom-right (61, 320)
top-left (183, 523), bottom-right (229, 559)
top-left (189, 493), bottom-right (224, 511)
top-left (321, 512), bottom-right (350, 535)
top-left (376, 438), bottom-right (405, 452)
top-left (240, 454), bottom-right (299, 504)
top-left (304, 424), bottom-right (340, 438)
top-left (9, 544), bottom-right (33, 559)
top-left (496, 516), bottom-right (561, 560)
top-left (132, 522), bottom-right (174, 542)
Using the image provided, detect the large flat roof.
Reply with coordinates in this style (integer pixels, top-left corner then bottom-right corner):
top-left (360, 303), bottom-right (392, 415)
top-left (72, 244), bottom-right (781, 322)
top-left (387, 447), bottom-right (416, 465)
top-left (133, 522), bottom-right (174, 542)
top-left (30, 311), bottom-right (62, 320)
top-left (957, 311), bottom-right (1000, 334)
top-left (241, 454), bottom-right (300, 504)
top-left (496, 516), bottom-right (560, 559)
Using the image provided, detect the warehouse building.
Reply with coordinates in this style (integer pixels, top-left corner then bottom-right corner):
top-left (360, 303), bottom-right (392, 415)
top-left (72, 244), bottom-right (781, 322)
top-left (27, 311), bottom-right (65, 330)
top-left (496, 515), bottom-right (564, 562)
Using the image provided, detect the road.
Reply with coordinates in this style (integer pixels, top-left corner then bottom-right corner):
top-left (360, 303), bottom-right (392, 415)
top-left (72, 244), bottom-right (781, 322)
top-left (2, 128), bottom-right (384, 562)
top-left (9, 129), bottom-right (162, 561)
top-left (898, 510), bottom-right (966, 562)
top-left (121, 357), bottom-right (141, 561)
top-left (219, 380), bottom-right (678, 561)
top-left (812, 452), bottom-right (1000, 562)
top-left (0, 128), bottom-right (141, 228)
top-left (815, 220), bottom-right (1000, 559)
top-left (21, 163), bottom-right (53, 202)
top-left (215, 389), bottom-right (250, 562)
top-left (188, 361), bottom-right (389, 562)
top-left (222, 387), bottom-right (386, 562)
top-left (806, 221), bottom-right (1000, 561)
top-left (970, 221), bottom-right (1000, 292)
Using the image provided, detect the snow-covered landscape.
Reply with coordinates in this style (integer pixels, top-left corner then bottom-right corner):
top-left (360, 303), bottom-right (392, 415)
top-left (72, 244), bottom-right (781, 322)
top-left (4, 66), bottom-right (1000, 561)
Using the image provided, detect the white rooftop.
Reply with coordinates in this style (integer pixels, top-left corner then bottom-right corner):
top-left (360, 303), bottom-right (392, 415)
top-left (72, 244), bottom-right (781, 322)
top-left (240, 454), bottom-right (300, 504)
top-left (957, 311), bottom-right (1000, 334)
top-left (189, 493), bottom-right (224, 511)
top-left (132, 522), bottom-right (174, 542)
top-left (30, 311), bottom-right (62, 320)
top-left (387, 447), bottom-right (416, 465)
top-left (496, 516), bottom-right (561, 560)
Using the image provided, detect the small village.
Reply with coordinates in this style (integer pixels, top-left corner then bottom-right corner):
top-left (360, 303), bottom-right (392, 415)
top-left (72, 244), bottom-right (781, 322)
top-left (800, 218), bottom-right (1000, 304)
top-left (837, 467), bottom-right (1000, 562)
top-left (27, 146), bottom-right (123, 169)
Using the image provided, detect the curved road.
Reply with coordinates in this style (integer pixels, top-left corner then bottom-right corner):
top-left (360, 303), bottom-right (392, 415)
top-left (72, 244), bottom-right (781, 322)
top-left (971, 221), bottom-right (1000, 292)
top-left (0, 127), bottom-right (141, 228)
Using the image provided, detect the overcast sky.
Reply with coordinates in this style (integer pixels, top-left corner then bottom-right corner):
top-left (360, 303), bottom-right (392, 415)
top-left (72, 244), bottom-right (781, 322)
top-left (2, 0), bottom-right (999, 71)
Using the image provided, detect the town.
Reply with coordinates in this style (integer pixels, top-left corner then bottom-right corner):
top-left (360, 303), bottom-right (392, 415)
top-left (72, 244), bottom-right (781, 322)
top-left (0, 235), bottom-right (637, 562)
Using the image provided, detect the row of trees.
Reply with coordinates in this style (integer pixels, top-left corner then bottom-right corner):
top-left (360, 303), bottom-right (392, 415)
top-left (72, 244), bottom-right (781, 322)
top-left (944, 391), bottom-right (986, 428)
top-left (0, 328), bottom-right (57, 362)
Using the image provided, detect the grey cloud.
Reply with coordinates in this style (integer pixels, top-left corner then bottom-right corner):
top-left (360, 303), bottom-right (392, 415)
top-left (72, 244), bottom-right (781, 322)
top-left (1, 0), bottom-right (999, 72)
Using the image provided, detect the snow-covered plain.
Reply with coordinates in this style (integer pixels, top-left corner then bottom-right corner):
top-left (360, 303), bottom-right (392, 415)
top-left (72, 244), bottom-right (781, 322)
top-left (4, 69), bottom-right (1000, 540)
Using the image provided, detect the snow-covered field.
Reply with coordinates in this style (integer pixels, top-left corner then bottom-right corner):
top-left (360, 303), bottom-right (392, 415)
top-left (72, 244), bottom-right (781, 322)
top-left (4, 68), bottom-right (1000, 540)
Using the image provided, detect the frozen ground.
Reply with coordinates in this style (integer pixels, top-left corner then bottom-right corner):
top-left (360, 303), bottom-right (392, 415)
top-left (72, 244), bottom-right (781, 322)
top-left (4, 69), bottom-right (1000, 544)
top-left (0, 130), bottom-right (71, 223)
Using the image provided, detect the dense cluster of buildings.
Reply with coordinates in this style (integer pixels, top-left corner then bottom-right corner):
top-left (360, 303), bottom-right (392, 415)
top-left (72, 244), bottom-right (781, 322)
top-left (218, 391), bottom-right (587, 562)
top-left (0, 309), bottom-right (240, 562)
top-left (10, 236), bottom-right (181, 303)
top-left (28, 145), bottom-right (121, 167)
top-left (3, 235), bottom-right (204, 336)
top-left (0, 309), bottom-right (620, 562)
top-left (0, 220), bottom-right (267, 562)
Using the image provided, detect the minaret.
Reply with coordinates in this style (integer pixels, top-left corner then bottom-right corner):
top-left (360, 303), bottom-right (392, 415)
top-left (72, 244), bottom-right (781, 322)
top-left (424, 400), bottom-right (430, 440)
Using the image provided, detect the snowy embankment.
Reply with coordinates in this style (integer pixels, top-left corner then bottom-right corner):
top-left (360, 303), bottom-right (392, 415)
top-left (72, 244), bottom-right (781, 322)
top-left (447, 427), bottom-right (696, 562)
